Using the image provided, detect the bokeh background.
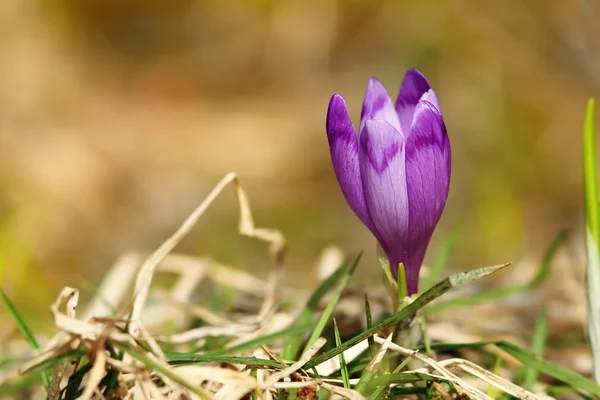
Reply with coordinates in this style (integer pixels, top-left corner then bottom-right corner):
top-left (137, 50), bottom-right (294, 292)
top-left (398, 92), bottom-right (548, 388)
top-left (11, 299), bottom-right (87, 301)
top-left (0, 0), bottom-right (598, 326)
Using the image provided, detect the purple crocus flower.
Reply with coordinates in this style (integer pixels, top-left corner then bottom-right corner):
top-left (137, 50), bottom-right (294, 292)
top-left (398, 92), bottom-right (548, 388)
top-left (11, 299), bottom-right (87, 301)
top-left (326, 70), bottom-right (451, 295)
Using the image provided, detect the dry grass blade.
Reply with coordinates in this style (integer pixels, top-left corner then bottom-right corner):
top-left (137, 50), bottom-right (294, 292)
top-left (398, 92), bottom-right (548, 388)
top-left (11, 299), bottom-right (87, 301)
top-left (80, 349), bottom-right (106, 400)
top-left (373, 335), bottom-right (491, 400)
top-left (314, 339), bottom-right (369, 376)
top-left (366, 333), bottom-right (392, 371)
top-left (129, 172), bottom-right (286, 337)
top-left (320, 382), bottom-right (365, 400)
top-left (263, 337), bottom-right (327, 388)
top-left (52, 288), bottom-right (98, 338)
top-left (437, 358), bottom-right (540, 399)
top-left (83, 253), bottom-right (142, 320)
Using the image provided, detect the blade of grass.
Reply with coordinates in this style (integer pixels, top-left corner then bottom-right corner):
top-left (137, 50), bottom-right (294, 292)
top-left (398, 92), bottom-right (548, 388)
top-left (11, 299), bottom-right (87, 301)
top-left (166, 353), bottom-right (286, 369)
top-left (364, 294), bottom-right (375, 359)
top-left (423, 230), bottom-right (566, 315)
top-left (495, 341), bottom-right (600, 396)
top-left (584, 97), bottom-right (600, 383)
top-left (368, 372), bottom-right (444, 386)
top-left (304, 263), bottom-right (508, 369)
top-left (486, 356), bottom-right (503, 399)
top-left (523, 311), bottom-right (548, 391)
top-left (303, 253), bottom-right (361, 353)
top-left (64, 362), bottom-right (92, 400)
top-left (282, 257), bottom-right (350, 360)
top-left (333, 318), bottom-right (350, 389)
top-left (250, 369), bottom-right (258, 400)
top-left (0, 288), bottom-right (50, 387)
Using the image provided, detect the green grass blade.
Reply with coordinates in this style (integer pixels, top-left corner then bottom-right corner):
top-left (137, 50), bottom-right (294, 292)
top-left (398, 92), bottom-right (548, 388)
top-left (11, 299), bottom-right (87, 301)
top-left (166, 353), bottom-right (287, 369)
top-left (303, 253), bottom-right (361, 353)
top-left (282, 257), bottom-right (350, 360)
top-left (364, 294), bottom-right (375, 359)
top-left (423, 231), bottom-right (565, 315)
top-left (0, 289), bottom-right (40, 351)
top-left (583, 97), bottom-right (600, 383)
top-left (304, 263), bottom-right (507, 369)
top-left (495, 341), bottom-right (600, 396)
top-left (0, 288), bottom-right (50, 387)
top-left (333, 318), bottom-right (350, 389)
top-left (523, 311), bottom-right (548, 391)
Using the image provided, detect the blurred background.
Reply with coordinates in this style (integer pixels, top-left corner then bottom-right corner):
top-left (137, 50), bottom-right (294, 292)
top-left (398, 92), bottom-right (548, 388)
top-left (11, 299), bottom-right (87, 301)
top-left (0, 0), bottom-right (598, 326)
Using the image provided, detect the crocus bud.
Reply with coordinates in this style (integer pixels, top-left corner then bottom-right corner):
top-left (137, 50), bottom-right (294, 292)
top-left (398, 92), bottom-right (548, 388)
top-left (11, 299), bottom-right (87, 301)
top-left (326, 70), bottom-right (451, 295)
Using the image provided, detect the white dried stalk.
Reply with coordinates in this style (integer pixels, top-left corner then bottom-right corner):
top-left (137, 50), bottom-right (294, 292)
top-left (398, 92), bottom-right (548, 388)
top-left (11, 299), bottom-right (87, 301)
top-left (437, 358), bottom-right (540, 400)
top-left (80, 349), bottom-right (106, 400)
top-left (83, 253), bottom-right (142, 320)
top-left (374, 335), bottom-right (491, 400)
top-left (129, 172), bottom-right (286, 338)
top-left (314, 339), bottom-right (369, 376)
top-left (263, 337), bottom-right (326, 388)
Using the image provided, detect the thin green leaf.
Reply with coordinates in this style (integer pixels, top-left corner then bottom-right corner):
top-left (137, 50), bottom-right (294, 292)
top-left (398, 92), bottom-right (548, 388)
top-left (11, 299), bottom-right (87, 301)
top-left (333, 319), bottom-right (350, 389)
top-left (166, 353), bottom-right (286, 369)
top-left (0, 288), bottom-right (50, 387)
top-left (364, 294), bottom-right (375, 359)
top-left (282, 257), bottom-right (350, 360)
top-left (390, 386), bottom-right (427, 396)
top-left (303, 253), bottom-right (361, 352)
top-left (354, 369), bottom-right (375, 395)
top-left (523, 311), bottom-right (548, 391)
top-left (584, 97), bottom-right (600, 383)
top-left (64, 362), bottom-right (92, 400)
top-left (277, 388), bottom-right (286, 400)
top-left (423, 231), bottom-right (566, 315)
top-left (368, 372), bottom-right (444, 386)
top-left (304, 263), bottom-right (508, 369)
top-left (367, 383), bottom-right (390, 400)
top-left (288, 388), bottom-right (298, 400)
top-left (251, 369), bottom-right (258, 400)
top-left (0, 289), bottom-right (39, 351)
top-left (495, 341), bottom-right (600, 395)
top-left (317, 388), bottom-right (330, 400)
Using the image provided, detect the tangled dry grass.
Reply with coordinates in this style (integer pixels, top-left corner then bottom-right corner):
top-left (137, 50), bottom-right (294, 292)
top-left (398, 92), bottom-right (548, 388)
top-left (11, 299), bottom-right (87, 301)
top-left (0, 173), bottom-right (596, 399)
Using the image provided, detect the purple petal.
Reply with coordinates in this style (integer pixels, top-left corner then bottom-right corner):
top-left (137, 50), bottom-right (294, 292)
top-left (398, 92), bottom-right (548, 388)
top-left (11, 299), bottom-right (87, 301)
top-left (395, 70), bottom-right (440, 137)
top-left (326, 94), bottom-right (375, 232)
top-left (360, 77), bottom-right (402, 136)
top-left (358, 120), bottom-right (409, 272)
top-left (403, 100), bottom-right (451, 294)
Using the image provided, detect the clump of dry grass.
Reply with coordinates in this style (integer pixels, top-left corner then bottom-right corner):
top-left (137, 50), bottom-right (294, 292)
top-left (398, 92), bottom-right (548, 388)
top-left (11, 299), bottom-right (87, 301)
top-left (0, 173), bottom-right (598, 399)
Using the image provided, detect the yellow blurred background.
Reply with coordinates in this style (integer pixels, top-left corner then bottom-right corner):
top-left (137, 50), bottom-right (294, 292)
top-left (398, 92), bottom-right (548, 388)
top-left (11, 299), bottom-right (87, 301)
top-left (0, 0), bottom-right (597, 325)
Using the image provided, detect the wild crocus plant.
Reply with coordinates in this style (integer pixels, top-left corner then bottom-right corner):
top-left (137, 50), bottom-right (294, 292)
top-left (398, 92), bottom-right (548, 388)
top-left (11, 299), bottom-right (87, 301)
top-left (326, 70), bottom-right (451, 295)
